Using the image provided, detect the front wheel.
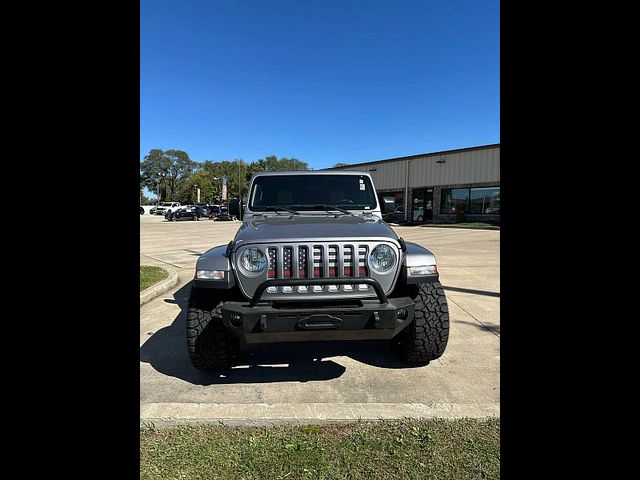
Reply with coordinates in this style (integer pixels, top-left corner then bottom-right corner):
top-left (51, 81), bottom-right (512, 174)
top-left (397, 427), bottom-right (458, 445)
top-left (398, 282), bottom-right (449, 363)
top-left (186, 288), bottom-right (239, 370)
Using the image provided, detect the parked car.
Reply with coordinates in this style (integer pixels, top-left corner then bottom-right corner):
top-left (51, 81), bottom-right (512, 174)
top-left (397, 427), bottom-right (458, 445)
top-left (214, 205), bottom-right (235, 221)
top-left (195, 203), bottom-right (216, 217)
top-left (165, 206), bottom-right (203, 222)
top-left (155, 202), bottom-right (182, 216)
top-left (140, 206), bottom-right (144, 215)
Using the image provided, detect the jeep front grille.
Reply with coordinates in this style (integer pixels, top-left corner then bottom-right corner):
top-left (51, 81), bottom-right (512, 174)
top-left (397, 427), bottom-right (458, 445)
top-left (234, 241), bottom-right (400, 300)
top-left (265, 244), bottom-right (369, 280)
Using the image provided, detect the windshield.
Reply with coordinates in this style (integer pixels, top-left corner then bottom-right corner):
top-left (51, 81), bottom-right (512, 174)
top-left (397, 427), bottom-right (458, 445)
top-left (249, 174), bottom-right (377, 211)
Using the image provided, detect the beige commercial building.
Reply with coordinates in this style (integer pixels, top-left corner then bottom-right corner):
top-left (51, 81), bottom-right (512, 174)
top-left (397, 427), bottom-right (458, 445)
top-left (327, 144), bottom-right (500, 224)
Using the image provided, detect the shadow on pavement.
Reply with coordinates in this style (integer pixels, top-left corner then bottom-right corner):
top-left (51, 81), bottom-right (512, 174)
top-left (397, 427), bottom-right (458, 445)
top-left (140, 282), bottom-right (425, 386)
top-left (443, 286), bottom-right (500, 298)
top-left (455, 319), bottom-right (501, 336)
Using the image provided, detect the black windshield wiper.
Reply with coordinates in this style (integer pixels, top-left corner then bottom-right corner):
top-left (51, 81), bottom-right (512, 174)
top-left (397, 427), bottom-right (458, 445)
top-left (262, 206), bottom-right (300, 215)
top-left (295, 204), bottom-right (355, 216)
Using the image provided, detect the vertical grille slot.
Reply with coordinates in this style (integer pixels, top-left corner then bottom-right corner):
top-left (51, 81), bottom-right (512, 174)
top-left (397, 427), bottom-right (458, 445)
top-left (328, 245), bottom-right (338, 277)
top-left (267, 247), bottom-right (277, 278)
top-left (313, 246), bottom-right (323, 278)
top-left (282, 247), bottom-right (292, 278)
top-left (358, 245), bottom-right (368, 277)
top-left (298, 246), bottom-right (308, 278)
top-left (343, 245), bottom-right (353, 277)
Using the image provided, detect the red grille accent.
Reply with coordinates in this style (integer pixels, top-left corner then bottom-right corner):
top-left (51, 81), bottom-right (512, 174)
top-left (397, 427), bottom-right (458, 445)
top-left (313, 246), bottom-right (323, 277)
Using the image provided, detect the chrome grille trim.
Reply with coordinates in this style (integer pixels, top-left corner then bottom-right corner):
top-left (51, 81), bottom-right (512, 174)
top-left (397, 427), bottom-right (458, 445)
top-left (323, 244), bottom-right (330, 278)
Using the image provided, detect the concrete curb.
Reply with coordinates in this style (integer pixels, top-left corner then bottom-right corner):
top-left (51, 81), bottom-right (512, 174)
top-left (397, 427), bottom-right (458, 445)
top-left (411, 224), bottom-right (500, 230)
top-left (140, 402), bottom-right (500, 428)
top-left (140, 268), bottom-right (180, 307)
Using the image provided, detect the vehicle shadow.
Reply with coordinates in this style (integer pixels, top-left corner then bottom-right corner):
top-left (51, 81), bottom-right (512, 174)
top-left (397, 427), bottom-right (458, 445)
top-left (140, 282), bottom-right (426, 386)
top-left (455, 319), bottom-right (501, 336)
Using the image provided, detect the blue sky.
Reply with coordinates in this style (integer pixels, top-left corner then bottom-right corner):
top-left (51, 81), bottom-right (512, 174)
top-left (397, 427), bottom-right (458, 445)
top-left (141, 0), bottom-right (499, 171)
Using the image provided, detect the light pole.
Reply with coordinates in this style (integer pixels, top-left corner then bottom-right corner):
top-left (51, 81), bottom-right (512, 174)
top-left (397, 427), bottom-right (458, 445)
top-left (193, 184), bottom-right (200, 204)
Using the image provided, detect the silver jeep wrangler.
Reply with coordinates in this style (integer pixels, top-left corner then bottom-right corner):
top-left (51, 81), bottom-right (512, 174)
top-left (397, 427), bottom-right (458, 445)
top-left (187, 171), bottom-right (449, 370)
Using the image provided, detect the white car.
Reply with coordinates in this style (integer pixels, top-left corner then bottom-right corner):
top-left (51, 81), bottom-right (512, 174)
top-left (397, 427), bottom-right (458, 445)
top-left (154, 202), bottom-right (182, 215)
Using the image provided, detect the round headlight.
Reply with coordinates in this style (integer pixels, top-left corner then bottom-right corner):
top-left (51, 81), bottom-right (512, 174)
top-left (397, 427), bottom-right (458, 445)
top-left (369, 244), bottom-right (397, 273)
top-left (238, 248), bottom-right (267, 274)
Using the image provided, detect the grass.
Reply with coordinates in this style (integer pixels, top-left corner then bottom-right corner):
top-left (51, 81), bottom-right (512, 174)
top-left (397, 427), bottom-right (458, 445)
top-left (140, 265), bottom-right (169, 291)
top-left (140, 418), bottom-right (500, 480)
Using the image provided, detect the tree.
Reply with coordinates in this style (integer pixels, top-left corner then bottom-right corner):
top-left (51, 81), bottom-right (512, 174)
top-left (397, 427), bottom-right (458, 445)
top-left (140, 149), bottom-right (197, 201)
top-left (253, 155), bottom-right (309, 172)
top-left (164, 149), bottom-right (197, 199)
top-left (173, 170), bottom-right (216, 204)
top-left (140, 149), bottom-right (171, 201)
top-left (191, 159), bottom-right (251, 203)
top-left (333, 162), bottom-right (350, 168)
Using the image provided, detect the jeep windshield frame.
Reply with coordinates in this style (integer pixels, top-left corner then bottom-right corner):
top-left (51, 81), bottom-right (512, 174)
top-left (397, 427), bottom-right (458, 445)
top-left (249, 174), bottom-right (378, 212)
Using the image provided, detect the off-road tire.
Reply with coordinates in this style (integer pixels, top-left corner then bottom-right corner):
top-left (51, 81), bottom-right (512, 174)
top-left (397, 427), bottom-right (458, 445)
top-left (398, 282), bottom-right (449, 363)
top-left (186, 287), bottom-right (238, 370)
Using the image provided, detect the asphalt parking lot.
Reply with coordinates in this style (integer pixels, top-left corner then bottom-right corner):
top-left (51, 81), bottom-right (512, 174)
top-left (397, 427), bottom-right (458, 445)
top-left (140, 214), bottom-right (499, 425)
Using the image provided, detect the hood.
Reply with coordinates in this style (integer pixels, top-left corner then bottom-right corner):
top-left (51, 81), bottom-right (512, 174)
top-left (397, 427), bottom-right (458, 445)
top-left (233, 214), bottom-right (399, 247)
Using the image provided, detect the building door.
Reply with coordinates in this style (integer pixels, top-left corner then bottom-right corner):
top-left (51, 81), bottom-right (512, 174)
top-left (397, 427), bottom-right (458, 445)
top-left (412, 188), bottom-right (433, 223)
top-left (424, 189), bottom-right (433, 221)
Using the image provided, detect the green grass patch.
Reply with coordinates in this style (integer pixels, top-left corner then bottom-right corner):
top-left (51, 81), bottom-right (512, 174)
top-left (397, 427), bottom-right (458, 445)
top-left (140, 266), bottom-right (169, 291)
top-left (140, 418), bottom-right (500, 480)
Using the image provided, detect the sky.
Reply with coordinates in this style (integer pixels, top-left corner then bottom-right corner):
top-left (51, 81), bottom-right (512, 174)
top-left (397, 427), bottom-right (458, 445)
top-left (141, 0), bottom-right (499, 172)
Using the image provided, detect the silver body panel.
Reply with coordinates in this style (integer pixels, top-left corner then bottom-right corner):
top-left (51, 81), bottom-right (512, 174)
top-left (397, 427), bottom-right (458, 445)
top-left (195, 245), bottom-right (232, 271)
top-left (233, 215), bottom-right (400, 247)
top-left (403, 241), bottom-right (437, 266)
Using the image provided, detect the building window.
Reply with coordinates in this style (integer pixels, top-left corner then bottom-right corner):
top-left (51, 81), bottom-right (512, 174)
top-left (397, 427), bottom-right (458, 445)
top-left (379, 191), bottom-right (405, 221)
top-left (440, 186), bottom-right (500, 215)
top-left (469, 187), bottom-right (500, 214)
top-left (440, 188), bottom-right (470, 214)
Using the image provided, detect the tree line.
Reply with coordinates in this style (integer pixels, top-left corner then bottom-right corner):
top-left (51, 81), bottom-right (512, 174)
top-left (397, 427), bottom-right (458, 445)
top-left (140, 149), bottom-right (312, 204)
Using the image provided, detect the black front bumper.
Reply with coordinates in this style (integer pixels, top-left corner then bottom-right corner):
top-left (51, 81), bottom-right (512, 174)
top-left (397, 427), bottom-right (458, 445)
top-left (220, 277), bottom-right (415, 343)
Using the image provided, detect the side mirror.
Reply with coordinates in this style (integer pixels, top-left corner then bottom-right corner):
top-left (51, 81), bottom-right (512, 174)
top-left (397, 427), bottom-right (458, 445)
top-left (228, 198), bottom-right (242, 218)
top-left (382, 196), bottom-right (395, 214)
